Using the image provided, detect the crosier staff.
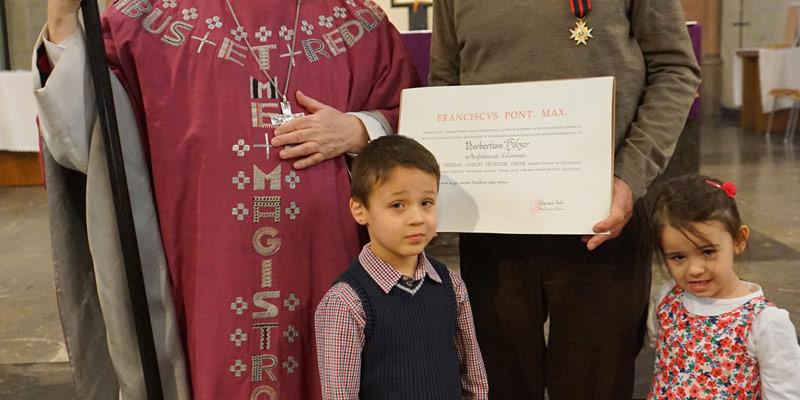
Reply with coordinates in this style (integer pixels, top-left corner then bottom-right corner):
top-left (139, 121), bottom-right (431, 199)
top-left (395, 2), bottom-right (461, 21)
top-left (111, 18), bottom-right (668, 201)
top-left (79, 1), bottom-right (163, 398)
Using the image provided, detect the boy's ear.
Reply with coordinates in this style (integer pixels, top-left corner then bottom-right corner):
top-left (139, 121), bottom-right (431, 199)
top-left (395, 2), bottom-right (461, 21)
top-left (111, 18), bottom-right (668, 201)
top-left (349, 198), bottom-right (369, 226)
top-left (734, 224), bottom-right (750, 255)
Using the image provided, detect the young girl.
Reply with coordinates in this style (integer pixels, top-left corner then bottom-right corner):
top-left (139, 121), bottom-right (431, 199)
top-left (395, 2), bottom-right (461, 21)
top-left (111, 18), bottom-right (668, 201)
top-left (648, 174), bottom-right (800, 399)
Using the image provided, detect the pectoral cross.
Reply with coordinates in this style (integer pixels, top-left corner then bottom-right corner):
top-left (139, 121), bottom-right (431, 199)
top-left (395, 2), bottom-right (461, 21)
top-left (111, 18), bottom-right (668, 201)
top-left (270, 98), bottom-right (305, 126)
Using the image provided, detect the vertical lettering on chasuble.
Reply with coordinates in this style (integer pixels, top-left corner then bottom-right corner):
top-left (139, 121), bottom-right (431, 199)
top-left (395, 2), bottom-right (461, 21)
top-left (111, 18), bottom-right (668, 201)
top-left (111, 1), bottom-right (388, 396)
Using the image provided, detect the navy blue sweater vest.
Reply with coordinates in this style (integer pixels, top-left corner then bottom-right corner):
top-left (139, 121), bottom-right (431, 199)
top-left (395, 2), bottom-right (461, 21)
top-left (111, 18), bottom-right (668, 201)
top-left (335, 257), bottom-right (462, 400)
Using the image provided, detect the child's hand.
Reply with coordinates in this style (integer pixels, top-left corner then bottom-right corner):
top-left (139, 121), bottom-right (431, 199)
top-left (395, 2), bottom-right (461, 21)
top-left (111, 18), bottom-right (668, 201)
top-left (583, 177), bottom-right (633, 251)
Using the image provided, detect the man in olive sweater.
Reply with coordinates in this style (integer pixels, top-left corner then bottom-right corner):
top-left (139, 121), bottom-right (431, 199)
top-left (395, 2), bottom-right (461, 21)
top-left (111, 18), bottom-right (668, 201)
top-left (430, 0), bottom-right (701, 398)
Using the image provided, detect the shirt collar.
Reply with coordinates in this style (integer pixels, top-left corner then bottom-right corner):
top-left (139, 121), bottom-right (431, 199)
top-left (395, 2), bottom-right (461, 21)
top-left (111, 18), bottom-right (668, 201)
top-left (358, 244), bottom-right (442, 294)
top-left (681, 281), bottom-right (765, 306)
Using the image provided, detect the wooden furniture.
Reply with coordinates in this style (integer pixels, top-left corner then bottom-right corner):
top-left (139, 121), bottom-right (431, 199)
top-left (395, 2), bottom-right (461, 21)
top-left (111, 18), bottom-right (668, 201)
top-left (766, 89), bottom-right (800, 142)
top-left (0, 151), bottom-right (42, 185)
top-left (736, 50), bottom-right (791, 133)
top-left (0, 70), bottom-right (41, 186)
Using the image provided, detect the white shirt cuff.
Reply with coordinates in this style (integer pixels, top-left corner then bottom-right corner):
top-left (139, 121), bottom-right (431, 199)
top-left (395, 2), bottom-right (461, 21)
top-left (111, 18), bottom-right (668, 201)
top-left (349, 111), bottom-right (388, 141)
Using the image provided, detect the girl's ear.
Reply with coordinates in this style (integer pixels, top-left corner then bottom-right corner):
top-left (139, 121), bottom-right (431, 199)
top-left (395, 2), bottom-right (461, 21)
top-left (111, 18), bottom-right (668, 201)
top-left (734, 224), bottom-right (750, 255)
top-left (349, 198), bottom-right (369, 226)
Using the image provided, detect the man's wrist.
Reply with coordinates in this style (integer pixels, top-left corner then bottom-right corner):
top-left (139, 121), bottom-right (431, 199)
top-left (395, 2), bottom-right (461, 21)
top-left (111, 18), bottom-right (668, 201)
top-left (347, 111), bottom-right (388, 155)
top-left (347, 115), bottom-right (370, 154)
top-left (47, 13), bottom-right (79, 44)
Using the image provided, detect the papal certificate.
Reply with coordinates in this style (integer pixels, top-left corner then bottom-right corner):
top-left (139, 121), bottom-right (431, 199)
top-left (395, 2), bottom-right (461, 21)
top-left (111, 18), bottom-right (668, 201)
top-left (398, 77), bottom-right (615, 234)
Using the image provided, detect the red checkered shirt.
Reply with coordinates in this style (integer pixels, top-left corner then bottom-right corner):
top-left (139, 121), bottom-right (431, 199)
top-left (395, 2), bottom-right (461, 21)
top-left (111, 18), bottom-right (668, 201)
top-left (315, 245), bottom-right (489, 399)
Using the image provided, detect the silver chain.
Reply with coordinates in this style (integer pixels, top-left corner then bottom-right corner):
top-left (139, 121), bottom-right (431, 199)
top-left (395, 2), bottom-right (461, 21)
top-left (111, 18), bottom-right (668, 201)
top-left (224, 0), bottom-right (302, 104)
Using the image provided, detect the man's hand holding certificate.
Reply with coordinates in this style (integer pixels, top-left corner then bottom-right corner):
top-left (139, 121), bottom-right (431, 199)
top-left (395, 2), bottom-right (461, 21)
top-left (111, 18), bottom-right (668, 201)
top-left (399, 77), bottom-right (615, 234)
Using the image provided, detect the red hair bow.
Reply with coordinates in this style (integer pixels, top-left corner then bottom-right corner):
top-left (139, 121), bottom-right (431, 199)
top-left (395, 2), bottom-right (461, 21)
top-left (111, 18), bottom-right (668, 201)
top-left (720, 182), bottom-right (737, 198)
top-left (705, 179), bottom-right (737, 199)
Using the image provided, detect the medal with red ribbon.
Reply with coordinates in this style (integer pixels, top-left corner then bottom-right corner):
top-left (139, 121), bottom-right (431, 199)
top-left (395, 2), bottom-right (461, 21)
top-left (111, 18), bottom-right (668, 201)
top-left (568, 0), bottom-right (593, 45)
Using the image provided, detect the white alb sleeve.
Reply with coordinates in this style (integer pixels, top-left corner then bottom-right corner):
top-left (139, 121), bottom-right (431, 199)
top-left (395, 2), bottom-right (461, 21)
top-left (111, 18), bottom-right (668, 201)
top-left (33, 25), bottom-right (94, 172)
top-left (349, 111), bottom-right (390, 141)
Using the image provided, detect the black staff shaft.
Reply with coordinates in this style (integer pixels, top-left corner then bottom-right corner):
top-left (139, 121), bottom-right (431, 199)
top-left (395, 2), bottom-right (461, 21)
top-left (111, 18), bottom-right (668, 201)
top-left (1, 0), bottom-right (11, 70)
top-left (79, 1), bottom-right (164, 398)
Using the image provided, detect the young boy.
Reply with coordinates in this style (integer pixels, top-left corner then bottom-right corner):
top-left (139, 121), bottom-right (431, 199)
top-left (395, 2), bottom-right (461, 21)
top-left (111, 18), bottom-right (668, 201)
top-left (314, 135), bottom-right (489, 400)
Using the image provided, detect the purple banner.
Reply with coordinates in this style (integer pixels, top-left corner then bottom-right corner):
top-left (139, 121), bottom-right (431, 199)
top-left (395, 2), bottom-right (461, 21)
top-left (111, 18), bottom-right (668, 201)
top-left (401, 30), bottom-right (431, 87)
top-left (687, 22), bottom-right (702, 120)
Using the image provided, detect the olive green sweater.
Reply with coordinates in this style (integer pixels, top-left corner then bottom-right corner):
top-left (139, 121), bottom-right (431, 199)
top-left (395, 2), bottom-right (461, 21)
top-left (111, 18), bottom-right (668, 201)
top-left (430, 0), bottom-right (702, 200)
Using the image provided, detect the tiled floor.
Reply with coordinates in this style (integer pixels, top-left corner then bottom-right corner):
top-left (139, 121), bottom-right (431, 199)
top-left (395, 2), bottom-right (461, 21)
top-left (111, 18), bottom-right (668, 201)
top-left (0, 182), bottom-right (73, 399)
top-left (1, 115), bottom-right (798, 399)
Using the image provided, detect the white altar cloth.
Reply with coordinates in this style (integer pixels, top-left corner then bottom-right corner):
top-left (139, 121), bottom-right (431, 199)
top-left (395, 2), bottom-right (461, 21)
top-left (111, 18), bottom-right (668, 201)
top-left (733, 47), bottom-right (800, 113)
top-left (0, 71), bottom-right (39, 152)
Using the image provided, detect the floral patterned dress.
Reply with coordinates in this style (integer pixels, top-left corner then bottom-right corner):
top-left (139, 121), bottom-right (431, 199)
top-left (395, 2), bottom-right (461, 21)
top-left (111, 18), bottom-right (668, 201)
top-left (648, 286), bottom-right (774, 399)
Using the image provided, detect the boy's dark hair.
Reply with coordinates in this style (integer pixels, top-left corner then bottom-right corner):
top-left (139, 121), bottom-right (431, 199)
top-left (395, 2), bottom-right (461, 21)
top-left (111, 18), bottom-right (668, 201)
top-left (651, 174), bottom-right (745, 250)
top-left (351, 135), bottom-right (440, 206)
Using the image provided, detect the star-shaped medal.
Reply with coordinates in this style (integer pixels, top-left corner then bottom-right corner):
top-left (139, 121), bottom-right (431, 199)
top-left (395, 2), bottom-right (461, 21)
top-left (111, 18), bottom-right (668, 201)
top-left (569, 19), bottom-right (593, 45)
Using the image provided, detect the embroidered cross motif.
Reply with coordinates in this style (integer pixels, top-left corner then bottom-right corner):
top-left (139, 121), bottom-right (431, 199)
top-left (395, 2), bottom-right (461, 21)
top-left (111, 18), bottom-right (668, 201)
top-left (229, 359), bottom-right (247, 377)
top-left (191, 32), bottom-right (217, 54)
top-left (301, 20), bottom-right (314, 35)
top-left (280, 44), bottom-right (302, 67)
top-left (161, 0), bottom-right (177, 9)
top-left (318, 15), bottom-right (333, 28)
top-left (205, 16), bottom-right (223, 30)
top-left (255, 26), bottom-right (272, 43)
top-left (283, 325), bottom-right (299, 343)
top-left (230, 297), bottom-right (249, 315)
top-left (231, 26), bottom-right (247, 41)
top-left (283, 357), bottom-right (299, 374)
top-left (229, 328), bottom-right (248, 346)
top-left (284, 293), bottom-right (300, 311)
top-left (232, 171), bottom-right (251, 190)
top-left (285, 170), bottom-right (300, 189)
top-left (253, 133), bottom-right (270, 159)
top-left (231, 139), bottom-right (250, 157)
top-left (333, 6), bottom-right (347, 19)
top-left (285, 202), bottom-right (301, 220)
top-left (231, 203), bottom-right (250, 221)
top-left (181, 7), bottom-right (197, 21)
top-left (279, 25), bottom-right (294, 41)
